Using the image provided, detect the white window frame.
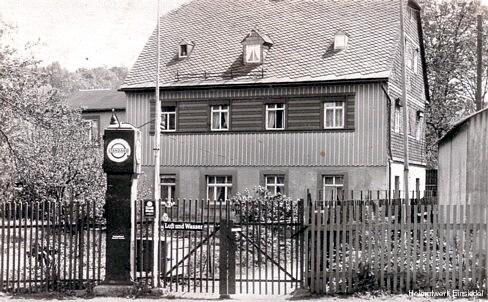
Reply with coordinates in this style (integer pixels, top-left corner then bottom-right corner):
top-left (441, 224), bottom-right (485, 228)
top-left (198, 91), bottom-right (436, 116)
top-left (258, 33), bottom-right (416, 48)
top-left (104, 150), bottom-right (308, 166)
top-left (161, 106), bottom-right (176, 132)
top-left (394, 106), bottom-right (401, 133)
top-left (265, 103), bottom-right (285, 130)
top-left (323, 101), bottom-right (345, 129)
top-left (210, 105), bottom-right (229, 131)
top-left (264, 175), bottom-right (285, 195)
top-left (322, 175), bottom-right (344, 201)
top-left (83, 118), bottom-right (99, 142)
top-left (206, 176), bottom-right (232, 202)
top-left (244, 44), bottom-right (262, 64)
top-left (413, 49), bottom-right (419, 74)
top-left (160, 175), bottom-right (176, 202)
top-left (416, 116), bottom-right (423, 141)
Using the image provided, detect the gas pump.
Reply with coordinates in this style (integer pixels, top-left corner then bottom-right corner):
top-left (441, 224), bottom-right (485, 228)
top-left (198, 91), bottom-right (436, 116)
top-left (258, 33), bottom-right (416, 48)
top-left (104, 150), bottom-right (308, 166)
top-left (102, 115), bottom-right (141, 284)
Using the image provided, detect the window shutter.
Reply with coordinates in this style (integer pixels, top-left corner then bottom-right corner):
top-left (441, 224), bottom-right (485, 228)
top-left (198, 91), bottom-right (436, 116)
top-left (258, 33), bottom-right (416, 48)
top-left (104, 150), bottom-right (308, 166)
top-left (149, 98), bottom-right (156, 135)
top-left (345, 95), bottom-right (355, 130)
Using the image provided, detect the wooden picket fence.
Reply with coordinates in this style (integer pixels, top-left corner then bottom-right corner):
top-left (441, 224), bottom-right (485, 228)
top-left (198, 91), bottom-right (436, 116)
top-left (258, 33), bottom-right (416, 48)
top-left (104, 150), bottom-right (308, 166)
top-left (304, 202), bottom-right (488, 295)
top-left (0, 200), bottom-right (106, 293)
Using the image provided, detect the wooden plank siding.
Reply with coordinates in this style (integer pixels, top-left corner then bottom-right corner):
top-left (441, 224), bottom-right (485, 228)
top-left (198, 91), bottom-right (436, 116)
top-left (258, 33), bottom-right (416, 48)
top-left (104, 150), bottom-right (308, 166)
top-left (231, 100), bottom-right (264, 131)
top-left (387, 3), bottom-right (426, 165)
top-left (126, 82), bottom-right (388, 167)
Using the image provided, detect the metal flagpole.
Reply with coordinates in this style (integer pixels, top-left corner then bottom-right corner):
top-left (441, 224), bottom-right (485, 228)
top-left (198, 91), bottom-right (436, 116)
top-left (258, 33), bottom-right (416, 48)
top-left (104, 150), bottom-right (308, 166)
top-left (399, 0), bottom-right (409, 202)
top-left (153, 0), bottom-right (162, 288)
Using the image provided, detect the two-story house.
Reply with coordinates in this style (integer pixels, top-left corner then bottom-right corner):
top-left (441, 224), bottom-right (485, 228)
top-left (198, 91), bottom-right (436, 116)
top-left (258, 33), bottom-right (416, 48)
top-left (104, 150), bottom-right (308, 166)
top-left (120, 0), bottom-right (429, 201)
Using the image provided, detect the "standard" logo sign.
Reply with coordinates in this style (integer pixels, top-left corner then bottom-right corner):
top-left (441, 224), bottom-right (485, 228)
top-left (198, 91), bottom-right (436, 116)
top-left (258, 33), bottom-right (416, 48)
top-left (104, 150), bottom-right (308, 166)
top-left (106, 139), bottom-right (131, 163)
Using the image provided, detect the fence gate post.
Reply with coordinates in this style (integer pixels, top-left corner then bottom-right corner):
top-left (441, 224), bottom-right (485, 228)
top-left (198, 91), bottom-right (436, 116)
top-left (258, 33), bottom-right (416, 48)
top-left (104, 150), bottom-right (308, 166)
top-left (219, 219), bottom-right (236, 298)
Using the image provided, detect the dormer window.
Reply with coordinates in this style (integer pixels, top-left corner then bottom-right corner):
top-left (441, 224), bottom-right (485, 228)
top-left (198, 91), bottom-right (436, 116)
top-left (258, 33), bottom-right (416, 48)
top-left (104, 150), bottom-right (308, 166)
top-left (180, 44), bottom-right (188, 57)
top-left (241, 29), bottom-right (273, 65)
top-left (334, 31), bottom-right (349, 51)
top-left (245, 44), bottom-right (262, 63)
top-left (178, 40), bottom-right (194, 59)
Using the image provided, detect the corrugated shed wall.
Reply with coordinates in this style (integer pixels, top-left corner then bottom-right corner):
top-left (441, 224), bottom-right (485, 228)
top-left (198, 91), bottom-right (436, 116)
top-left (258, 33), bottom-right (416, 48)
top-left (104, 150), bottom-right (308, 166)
top-left (126, 83), bottom-right (387, 167)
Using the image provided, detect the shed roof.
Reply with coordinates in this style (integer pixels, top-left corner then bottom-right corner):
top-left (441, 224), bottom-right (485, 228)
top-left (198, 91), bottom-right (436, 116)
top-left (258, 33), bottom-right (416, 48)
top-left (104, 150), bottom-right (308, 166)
top-left (67, 90), bottom-right (126, 111)
top-left (121, 0), bottom-right (409, 90)
top-left (439, 107), bottom-right (488, 144)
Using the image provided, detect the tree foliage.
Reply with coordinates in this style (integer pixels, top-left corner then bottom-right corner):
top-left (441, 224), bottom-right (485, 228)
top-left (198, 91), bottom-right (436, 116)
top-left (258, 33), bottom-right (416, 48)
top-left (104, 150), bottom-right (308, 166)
top-left (0, 24), bottom-right (107, 205)
top-left (41, 62), bottom-right (127, 97)
top-left (421, 0), bottom-right (488, 167)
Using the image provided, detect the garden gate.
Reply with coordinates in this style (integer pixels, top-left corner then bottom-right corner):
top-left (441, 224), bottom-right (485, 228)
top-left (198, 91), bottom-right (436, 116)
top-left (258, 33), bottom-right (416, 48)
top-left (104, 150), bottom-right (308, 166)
top-left (134, 198), bottom-right (304, 295)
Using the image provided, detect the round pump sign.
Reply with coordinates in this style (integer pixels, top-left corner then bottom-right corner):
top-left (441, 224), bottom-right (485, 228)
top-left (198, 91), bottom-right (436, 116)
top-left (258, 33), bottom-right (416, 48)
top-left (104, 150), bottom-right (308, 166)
top-left (106, 139), bottom-right (131, 163)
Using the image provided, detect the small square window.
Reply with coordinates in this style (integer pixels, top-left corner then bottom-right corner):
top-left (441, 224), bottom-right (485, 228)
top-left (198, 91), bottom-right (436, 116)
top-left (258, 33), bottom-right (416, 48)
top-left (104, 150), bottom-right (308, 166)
top-left (211, 105), bottom-right (229, 131)
top-left (206, 176), bottom-right (232, 202)
top-left (266, 103), bottom-right (285, 130)
top-left (324, 102), bottom-right (345, 129)
top-left (322, 175), bottom-right (344, 201)
top-left (265, 175), bottom-right (285, 195)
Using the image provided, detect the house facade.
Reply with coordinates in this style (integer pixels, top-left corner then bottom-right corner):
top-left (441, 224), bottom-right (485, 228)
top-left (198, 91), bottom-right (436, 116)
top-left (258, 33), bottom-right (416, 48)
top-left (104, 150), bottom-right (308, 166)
top-left (120, 0), bottom-right (429, 201)
top-left (68, 89), bottom-right (126, 143)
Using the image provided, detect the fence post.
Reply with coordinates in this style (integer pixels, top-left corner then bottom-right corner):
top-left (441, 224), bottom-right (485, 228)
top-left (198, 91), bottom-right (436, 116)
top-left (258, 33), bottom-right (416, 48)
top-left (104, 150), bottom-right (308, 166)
top-left (219, 219), bottom-right (231, 299)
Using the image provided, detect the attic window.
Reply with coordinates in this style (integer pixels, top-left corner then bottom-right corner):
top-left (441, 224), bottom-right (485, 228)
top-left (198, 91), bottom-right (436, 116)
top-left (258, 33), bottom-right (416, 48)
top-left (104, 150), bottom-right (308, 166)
top-left (334, 31), bottom-right (349, 51)
top-left (178, 41), bottom-right (194, 59)
top-left (180, 45), bottom-right (188, 57)
top-left (241, 29), bottom-right (273, 65)
top-left (245, 44), bottom-right (262, 63)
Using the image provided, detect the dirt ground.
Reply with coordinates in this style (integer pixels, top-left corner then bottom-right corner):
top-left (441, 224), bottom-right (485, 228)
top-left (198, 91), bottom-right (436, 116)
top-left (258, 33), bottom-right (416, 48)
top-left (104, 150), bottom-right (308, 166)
top-left (0, 292), bottom-right (486, 302)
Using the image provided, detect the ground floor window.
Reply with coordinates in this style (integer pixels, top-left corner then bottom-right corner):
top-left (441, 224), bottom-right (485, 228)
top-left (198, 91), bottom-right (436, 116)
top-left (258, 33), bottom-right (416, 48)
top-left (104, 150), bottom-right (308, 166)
top-left (206, 176), bottom-right (232, 202)
top-left (161, 175), bottom-right (176, 202)
top-left (264, 174), bottom-right (285, 195)
top-left (322, 175), bottom-right (344, 201)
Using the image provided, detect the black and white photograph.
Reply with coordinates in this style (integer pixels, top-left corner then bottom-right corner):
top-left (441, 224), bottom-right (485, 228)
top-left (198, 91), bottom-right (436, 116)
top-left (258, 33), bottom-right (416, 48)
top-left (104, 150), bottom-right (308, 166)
top-left (0, 0), bottom-right (487, 301)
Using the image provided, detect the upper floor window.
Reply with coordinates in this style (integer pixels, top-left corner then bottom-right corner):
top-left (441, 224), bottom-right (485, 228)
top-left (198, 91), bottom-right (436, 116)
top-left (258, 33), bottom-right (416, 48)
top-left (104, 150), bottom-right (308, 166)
top-left (266, 104), bottom-right (285, 130)
top-left (207, 176), bottom-right (232, 202)
top-left (211, 105), bottom-right (229, 131)
top-left (415, 111), bottom-right (424, 140)
top-left (265, 174), bottom-right (285, 195)
top-left (413, 49), bottom-right (419, 74)
top-left (394, 105), bottom-right (401, 133)
top-left (161, 106), bottom-right (176, 131)
top-left (324, 101), bottom-right (345, 129)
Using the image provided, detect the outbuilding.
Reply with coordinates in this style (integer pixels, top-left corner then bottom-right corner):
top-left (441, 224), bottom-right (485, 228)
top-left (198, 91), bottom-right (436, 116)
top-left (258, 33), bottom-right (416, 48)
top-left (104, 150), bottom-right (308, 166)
top-left (438, 108), bottom-right (488, 205)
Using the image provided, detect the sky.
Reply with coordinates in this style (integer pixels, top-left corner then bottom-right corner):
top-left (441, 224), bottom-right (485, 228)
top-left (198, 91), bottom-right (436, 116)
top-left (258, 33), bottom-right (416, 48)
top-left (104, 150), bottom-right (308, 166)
top-left (1, 0), bottom-right (191, 71)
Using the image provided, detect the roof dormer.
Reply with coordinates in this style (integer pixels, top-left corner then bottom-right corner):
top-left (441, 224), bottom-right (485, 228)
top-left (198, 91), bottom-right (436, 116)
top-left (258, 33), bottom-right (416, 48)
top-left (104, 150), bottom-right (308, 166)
top-left (241, 29), bottom-right (273, 64)
top-left (333, 31), bottom-right (349, 51)
top-left (178, 40), bottom-right (195, 59)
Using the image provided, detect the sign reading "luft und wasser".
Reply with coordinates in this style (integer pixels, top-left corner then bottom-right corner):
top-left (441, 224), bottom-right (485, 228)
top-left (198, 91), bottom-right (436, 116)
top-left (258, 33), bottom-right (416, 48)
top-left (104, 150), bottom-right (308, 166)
top-left (162, 222), bottom-right (204, 231)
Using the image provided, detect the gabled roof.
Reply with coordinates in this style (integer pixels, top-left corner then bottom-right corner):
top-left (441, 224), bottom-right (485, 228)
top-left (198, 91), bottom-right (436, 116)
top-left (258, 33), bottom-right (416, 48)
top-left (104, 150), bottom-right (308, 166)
top-left (68, 90), bottom-right (126, 111)
top-left (241, 29), bottom-right (274, 46)
top-left (121, 0), bottom-right (404, 90)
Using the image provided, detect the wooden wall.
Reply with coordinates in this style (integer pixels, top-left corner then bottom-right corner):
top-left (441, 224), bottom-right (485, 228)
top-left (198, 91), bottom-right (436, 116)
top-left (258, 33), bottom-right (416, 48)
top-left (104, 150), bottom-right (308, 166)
top-left (126, 82), bottom-right (388, 168)
top-left (438, 109), bottom-right (488, 205)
